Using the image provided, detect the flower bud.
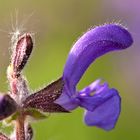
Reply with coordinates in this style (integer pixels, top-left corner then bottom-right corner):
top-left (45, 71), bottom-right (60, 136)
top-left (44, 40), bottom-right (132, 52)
top-left (0, 94), bottom-right (17, 120)
top-left (11, 33), bottom-right (33, 76)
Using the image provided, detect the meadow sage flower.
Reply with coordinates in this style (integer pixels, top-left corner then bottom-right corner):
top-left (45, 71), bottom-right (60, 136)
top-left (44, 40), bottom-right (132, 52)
top-left (56, 24), bottom-right (133, 130)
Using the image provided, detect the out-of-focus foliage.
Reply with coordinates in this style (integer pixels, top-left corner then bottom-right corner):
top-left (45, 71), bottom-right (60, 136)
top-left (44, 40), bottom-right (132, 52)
top-left (0, 0), bottom-right (139, 140)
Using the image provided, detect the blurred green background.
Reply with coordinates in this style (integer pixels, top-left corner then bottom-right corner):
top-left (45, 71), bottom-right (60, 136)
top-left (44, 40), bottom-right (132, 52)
top-left (0, 0), bottom-right (139, 140)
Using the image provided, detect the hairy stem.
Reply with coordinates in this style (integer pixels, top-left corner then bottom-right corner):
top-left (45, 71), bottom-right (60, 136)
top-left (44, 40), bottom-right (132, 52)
top-left (15, 113), bottom-right (25, 140)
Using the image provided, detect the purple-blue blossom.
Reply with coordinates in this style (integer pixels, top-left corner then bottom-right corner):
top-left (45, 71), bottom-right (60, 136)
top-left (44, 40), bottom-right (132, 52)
top-left (56, 24), bottom-right (133, 130)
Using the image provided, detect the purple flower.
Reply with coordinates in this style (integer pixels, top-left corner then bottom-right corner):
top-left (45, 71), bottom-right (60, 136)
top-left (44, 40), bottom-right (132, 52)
top-left (56, 24), bottom-right (133, 130)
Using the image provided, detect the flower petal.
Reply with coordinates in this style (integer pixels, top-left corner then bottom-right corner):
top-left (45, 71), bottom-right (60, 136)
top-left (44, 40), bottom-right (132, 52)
top-left (84, 89), bottom-right (121, 131)
top-left (78, 81), bottom-right (109, 111)
top-left (79, 79), bottom-right (102, 96)
top-left (55, 86), bottom-right (79, 110)
top-left (63, 24), bottom-right (133, 89)
top-left (57, 79), bottom-right (101, 110)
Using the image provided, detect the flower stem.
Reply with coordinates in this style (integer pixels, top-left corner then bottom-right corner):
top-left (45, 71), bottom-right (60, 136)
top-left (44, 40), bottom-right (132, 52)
top-left (15, 113), bottom-right (25, 140)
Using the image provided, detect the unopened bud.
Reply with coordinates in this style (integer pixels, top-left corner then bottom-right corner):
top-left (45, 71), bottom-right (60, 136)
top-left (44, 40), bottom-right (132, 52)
top-left (11, 33), bottom-right (33, 76)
